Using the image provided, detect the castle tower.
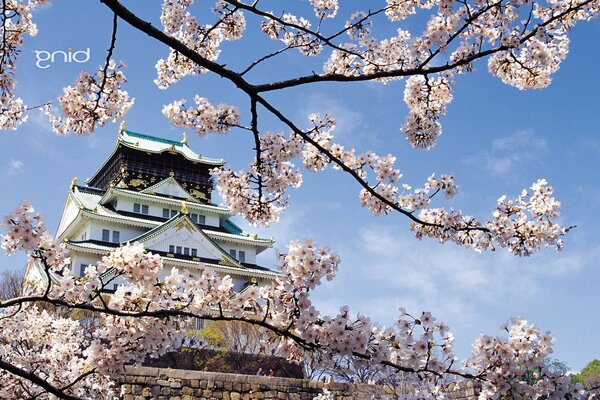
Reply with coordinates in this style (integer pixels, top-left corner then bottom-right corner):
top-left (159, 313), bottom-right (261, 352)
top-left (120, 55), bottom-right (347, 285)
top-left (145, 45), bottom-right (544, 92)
top-left (28, 128), bottom-right (278, 296)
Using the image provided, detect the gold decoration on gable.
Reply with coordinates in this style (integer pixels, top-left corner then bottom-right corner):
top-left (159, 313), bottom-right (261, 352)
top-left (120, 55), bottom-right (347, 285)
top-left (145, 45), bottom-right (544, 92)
top-left (175, 218), bottom-right (195, 232)
top-left (129, 178), bottom-right (148, 188)
top-left (190, 189), bottom-right (207, 201)
top-left (180, 201), bottom-right (189, 215)
top-left (218, 256), bottom-right (237, 267)
top-left (70, 177), bottom-right (78, 190)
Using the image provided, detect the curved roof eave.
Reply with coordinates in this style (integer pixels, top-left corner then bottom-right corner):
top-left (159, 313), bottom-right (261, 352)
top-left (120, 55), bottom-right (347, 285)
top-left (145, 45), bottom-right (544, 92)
top-left (87, 130), bottom-right (225, 186)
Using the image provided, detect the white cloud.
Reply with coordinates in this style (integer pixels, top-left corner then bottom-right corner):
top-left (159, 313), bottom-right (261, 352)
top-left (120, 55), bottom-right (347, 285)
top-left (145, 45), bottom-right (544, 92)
top-left (4, 159), bottom-right (24, 177)
top-left (464, 130), bottom-right (547, 175)
top-left (298, 92), bottom-right (380, 147)
top-left (301, 93), bottom-right (363, 135)
top-left (313, 221), bottom-right (595, 327)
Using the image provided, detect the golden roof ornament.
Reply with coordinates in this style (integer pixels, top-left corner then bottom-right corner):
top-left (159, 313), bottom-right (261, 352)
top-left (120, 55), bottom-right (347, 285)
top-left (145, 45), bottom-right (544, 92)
top-left (70, 177), bottom-right (78, 190)
top-left (180, 201), bottom-right (189, 215)
top-left (181, 132), bottom-right (188, 146)
top-left (119, 120), bottom-right (127, 133)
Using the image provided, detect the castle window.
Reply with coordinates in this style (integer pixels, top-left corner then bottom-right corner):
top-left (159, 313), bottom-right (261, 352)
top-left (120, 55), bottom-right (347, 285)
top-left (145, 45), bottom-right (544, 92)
top-left (191, 248), bottom-right (197, 257)
top-left (239, 251), bottom-right (246, 263)
top-left (171, 209), bottom-right (177, 217)
top-left (169, 245), bottom-right (175, 253)
top-left (79, 264), bottom-right (89, 277)
top-left (163, 208), bottom-right (170, 218)
top-left (190, 214), bottom-right (205, 224)
top-left (112, 231), bottom-right (120, 243)
top-left (102, 229), bottom-right (110, 242)
top-left (142, 204), bottom-right (149, 214)
top-left (193, 318), bottom-right (205, 330)
top-left (133, 203), bottom-right (140, 213)
top-left (176, 246), bottom-right (182, 254)
top-left (229, 249), bottom-right (237, 258)
top-left (184, 247), bottom-right (190, 256)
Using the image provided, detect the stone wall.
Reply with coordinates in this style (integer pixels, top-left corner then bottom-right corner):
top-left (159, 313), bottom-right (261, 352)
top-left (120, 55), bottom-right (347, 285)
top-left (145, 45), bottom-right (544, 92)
top-left (118, 366), bottom-right (481, 400)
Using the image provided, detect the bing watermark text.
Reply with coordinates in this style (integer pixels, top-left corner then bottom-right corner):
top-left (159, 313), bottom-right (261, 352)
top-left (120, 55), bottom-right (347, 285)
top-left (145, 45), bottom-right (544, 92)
top-left (34, 48), bottom-right (91, 69)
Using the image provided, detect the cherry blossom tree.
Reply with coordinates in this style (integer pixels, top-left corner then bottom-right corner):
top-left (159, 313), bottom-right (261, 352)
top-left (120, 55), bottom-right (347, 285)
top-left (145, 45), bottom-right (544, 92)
top-left (1, 0), bottom-right (598, 398)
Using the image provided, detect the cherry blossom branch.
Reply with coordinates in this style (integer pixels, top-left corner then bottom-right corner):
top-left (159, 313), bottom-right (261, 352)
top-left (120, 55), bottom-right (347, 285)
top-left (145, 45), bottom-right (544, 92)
top-left (0, 291), bottom-right (485, 383)
top-left (223, 0), bottom-right (389, 62)
top-left (0, 359), bottom-right (81, 400)
top-left (0, 200), bottom-right (588, 398)
top-left (99, 0), bottom-right (572, 252)
top-left (252, 0), bottom-right (595, 92)
top-left (98, 0), bottom-right (253, 93)
top-left (90, 12), bottom-right (118, 118)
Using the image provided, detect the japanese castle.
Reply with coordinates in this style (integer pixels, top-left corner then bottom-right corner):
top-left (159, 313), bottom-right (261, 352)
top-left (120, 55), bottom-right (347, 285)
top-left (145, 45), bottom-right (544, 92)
top-left (31, 127), bottom-right (278, 291)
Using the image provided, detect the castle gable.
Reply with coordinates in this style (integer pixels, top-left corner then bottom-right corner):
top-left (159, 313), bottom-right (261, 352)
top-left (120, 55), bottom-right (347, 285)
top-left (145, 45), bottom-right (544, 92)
top-left (141, 177), bottom-right (194, 201)
top-left (134, 216), bottom-right (240, 266)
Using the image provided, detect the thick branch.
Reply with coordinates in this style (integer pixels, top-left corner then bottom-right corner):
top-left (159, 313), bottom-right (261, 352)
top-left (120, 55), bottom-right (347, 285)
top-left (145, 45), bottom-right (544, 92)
top-left (0, 359), bottom-right (81, 400)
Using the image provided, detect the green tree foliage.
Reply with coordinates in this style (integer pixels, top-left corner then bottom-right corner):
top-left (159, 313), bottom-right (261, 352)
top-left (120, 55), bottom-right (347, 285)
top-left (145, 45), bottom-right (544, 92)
top-left (572, 359), bottom-right (600, 388)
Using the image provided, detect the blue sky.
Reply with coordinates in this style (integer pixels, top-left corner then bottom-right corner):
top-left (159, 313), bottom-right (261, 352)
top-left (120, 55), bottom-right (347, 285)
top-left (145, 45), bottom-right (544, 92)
top-left (1, 1), bottom-right (599, 371)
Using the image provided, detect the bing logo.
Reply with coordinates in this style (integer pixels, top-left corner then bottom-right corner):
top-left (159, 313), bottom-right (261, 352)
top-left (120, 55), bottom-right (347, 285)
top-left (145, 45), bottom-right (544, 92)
top-left (34, 47), bottom-right (91, 69)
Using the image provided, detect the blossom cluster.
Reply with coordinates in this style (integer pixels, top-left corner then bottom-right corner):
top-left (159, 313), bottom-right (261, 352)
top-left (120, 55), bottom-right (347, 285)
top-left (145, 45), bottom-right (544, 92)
top-left (401, 75), bottom-right (454, 150)
top-left (47, 59), bottom-right (134, 135)
top-left (155, 0), bottom-right (245, 88)
top-left (1, 201), bottom-right (68, 270)
top-left (0, 0), bottom-right (50, 130)
top-left (212, 131), bottom-right (303, 225)
top-left (468, 318), bottom-right (587, 398)
top-left (411, 179), bottom-right (568, 255)
top-left (309, 0), bottom-right (339, 19)
top-left (162, 95), bottom-right (239, 135)
top-left (261, 13), bottom-right (323, 56)
top-left (0, 305), bottom-right (115, 399)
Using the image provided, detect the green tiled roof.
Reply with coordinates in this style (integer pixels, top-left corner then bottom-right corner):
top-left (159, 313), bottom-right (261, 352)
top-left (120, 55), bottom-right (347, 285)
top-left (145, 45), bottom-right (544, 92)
top-left (120, 130), bottom-right (224, 165)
